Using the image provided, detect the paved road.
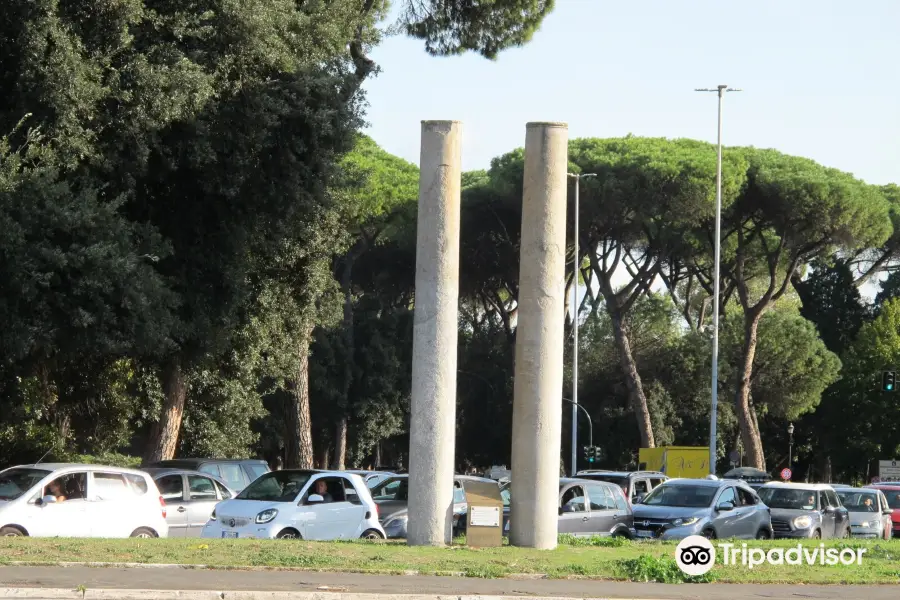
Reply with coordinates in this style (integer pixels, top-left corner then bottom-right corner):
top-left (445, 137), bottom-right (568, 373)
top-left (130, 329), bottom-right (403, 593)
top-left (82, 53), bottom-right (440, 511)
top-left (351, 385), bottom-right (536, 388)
top-left (0, 567), bottom-right (898, 600)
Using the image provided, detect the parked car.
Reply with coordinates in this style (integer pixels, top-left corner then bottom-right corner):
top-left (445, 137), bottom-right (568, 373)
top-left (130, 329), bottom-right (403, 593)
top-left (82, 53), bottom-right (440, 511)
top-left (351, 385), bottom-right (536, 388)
top-left (370, 474), bottom-right (495, 539)
top-left (575, 470), bottom-right (667, 504)
top-left (835, 487), bottom-right (893, 540)
top-left (143, 459), bottom-right (269, 493)
top-left (143, 468), bottom-right (235, 537)
top-left (200, 470), bottom-right (384, 540)
top-left (0, 463), bottom-right (168, 538)
top-left (344, 470), bottom-right (394, 488)
top-left (632, 477), bottom-right (772, 540)
top-left (758, 482), bottom-right (849, 539)
top-left (865, 483), bottom-right (900, 538)
top-left (501, 478), bottom-right (634, 538)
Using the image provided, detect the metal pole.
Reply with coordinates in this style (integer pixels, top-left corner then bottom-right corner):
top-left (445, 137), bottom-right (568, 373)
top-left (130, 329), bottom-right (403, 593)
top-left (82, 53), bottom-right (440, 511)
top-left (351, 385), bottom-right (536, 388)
top-left (788, 433), bottom-right (793, 468)
top-left (562, 398), bottom-right (593, 449)
top-left (695, 85), bottom-right (740, 476)
top-left (567, 173), bottom-right (595, 477)
top-left (709, 86), bottom-right (724, 477)
top-left (571, 176), bottom-right (579, 477)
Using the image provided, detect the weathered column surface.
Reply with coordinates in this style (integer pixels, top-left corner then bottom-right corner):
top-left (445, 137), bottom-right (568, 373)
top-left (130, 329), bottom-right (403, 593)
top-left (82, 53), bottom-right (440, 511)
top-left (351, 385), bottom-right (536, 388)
top-left (510, 122), bottom-right (569, 549)
top-left (407, 120), bottom-right (462, 546)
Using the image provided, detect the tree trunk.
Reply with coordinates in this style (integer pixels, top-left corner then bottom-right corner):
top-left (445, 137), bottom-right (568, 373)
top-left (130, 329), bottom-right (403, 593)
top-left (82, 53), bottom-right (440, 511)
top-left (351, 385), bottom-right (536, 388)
top-left (734, 313), bottom-right (766, 469)
top-left (332, 417), bottom-right (348, 469)
top-left (319, 444), bottom-right (331, 470)
top-left (332, 248), bottom-right (359, 472)
top-left (608, 308), bottom-right (655, 448)
top-left (144, 361), bottom-right (187, 463)
top-left (284, 328), bottom-right (315, 469)
top-left (375, 441), bottom-right (382, 468)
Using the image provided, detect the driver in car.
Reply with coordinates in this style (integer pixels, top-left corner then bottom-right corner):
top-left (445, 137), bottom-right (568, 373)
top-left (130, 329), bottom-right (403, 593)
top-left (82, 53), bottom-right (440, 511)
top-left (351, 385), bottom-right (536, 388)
top-left (314, 479), bottom-right (333, 502)
top-left (46, 480), bottom-right (67, 502)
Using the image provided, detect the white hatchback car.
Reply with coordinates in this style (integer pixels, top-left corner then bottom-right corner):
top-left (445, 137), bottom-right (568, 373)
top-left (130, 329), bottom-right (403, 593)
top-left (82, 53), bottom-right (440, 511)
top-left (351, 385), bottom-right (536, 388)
top-left (0, 464), bottom-right (168, 538)
top-left (201, 470), bottom-right (385, 540)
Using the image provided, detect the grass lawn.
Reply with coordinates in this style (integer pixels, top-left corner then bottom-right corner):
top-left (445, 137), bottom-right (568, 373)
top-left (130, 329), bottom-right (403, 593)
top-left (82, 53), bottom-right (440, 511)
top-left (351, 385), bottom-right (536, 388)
top-left (0, 536), bottom-right (898, 584)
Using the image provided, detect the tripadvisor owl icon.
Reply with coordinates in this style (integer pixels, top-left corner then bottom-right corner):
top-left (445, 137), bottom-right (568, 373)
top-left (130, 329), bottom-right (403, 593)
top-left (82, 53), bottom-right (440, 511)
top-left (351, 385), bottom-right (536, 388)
top-left (675, 535), bottom-right (716, 576)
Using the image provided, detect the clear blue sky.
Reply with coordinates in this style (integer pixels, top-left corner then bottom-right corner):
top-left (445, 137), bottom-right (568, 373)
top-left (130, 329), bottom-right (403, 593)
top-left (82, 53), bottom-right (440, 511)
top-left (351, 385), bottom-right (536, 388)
top-left (363, 0), bottom-right (898, 185)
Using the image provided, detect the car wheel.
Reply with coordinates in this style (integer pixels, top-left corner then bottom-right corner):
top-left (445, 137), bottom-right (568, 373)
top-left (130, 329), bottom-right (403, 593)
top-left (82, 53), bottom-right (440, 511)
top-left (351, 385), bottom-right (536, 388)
top-left (0, 526), bottom-right (25, 537)
top-left (756, 527), bottom-right (772, 540)
top-left (701, 528), bottom-right (717, 540)
top-left (811, 529), bottom-right (821, 539)
top-left (129, 527), bottom-right (157, 539)
top-left (276, 528), bottom-right (301, 540)
top-left (842, 526), bottom-right (851, 539)
top-left (360, 529), bottom-right (384, 540)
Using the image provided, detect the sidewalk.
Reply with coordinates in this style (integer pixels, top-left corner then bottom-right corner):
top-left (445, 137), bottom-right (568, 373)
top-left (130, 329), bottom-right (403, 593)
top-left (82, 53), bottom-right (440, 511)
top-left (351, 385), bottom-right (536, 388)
top-left (1, 566), bottom-right (897, 600)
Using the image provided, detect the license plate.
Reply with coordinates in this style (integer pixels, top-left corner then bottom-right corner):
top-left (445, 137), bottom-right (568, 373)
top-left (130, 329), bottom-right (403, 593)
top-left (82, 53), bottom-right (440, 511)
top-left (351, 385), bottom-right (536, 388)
top-left (222, 531), bottom-right (238, 539)
top-left (635, 530), bottom-right (654, 538)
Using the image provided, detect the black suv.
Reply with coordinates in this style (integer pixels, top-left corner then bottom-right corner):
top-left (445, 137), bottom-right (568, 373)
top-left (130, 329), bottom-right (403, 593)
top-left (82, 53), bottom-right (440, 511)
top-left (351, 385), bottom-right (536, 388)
top-left (575, 470), bottom-right (668, 504)
top-left (143, 458), bottom-right (269, 492)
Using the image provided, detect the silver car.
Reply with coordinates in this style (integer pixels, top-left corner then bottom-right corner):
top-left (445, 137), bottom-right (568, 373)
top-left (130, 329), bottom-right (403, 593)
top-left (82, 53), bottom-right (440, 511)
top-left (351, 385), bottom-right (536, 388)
top-left (144, 468), bottom-right (235, 537)
top-left (836, 487), bottom-right (893, 540)
top-left (632, 478), bottom-right (773, 540)
top-left (370, 475), bottom-right (492, 538)
top-left (759, 482), bottom-right (850, 539)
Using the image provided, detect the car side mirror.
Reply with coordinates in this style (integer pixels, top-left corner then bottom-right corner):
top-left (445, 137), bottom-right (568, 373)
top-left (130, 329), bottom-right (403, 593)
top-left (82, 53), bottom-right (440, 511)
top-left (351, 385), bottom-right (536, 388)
top-left (824, 506), bottom-right (836, 513)
top-left (632, 495), bottom-right (643, 504)
top-left (716, 501), bottom-right (734, 512)
top-left (306, 494), bottom-right (324, 504)
top-left (40, 495), bottom-right (57, 505)
top-left (883, 509), bottom-right (893, 516)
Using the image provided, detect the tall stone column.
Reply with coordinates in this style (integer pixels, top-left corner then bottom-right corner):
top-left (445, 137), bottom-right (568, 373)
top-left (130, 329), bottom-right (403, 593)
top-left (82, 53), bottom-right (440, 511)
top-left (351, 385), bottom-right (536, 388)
top-left (407, 120), bottom-right (462, 546)
top-left (510, 122), bottom-right (569, 549)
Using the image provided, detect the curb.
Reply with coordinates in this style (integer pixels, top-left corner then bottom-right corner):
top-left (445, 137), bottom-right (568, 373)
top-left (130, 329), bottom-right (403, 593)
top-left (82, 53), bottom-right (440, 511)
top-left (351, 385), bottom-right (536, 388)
top-left (0, 590), bottom-right (660, 600)
top-left (1, 564), bottom-right (550, 579)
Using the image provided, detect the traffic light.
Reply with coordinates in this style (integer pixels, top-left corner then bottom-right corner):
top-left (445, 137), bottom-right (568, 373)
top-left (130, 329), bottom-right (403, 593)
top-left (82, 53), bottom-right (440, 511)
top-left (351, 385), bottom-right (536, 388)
top-left (583, 445), bottom-right (592, 463)
top-left (883, 371), bottom-right (896, 392)
top-left (591, 446), bottom-right (603, 462)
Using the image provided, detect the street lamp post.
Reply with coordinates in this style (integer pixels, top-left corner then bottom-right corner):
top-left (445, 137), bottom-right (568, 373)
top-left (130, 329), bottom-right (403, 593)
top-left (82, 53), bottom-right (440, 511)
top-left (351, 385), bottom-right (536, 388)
top-left (695, 85), bottom-right (741, 476)
top-left (787, 422), bottom-right (794, 468)
top-left (567, 172), bottom-right (596, 477)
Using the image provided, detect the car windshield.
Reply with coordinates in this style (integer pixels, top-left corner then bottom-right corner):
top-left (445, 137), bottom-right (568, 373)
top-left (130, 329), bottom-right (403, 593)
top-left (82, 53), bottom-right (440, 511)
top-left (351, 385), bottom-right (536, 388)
top-left (371, 477), bottom-right (409, 501)
top-left (0, 468), bottom-right (50, 501)
top-left (236, 471), bottom-right (311, 502)
top-left (641, 484), bottom-right (716, 508)
top-left (836, 491), bottom-right (880, 512)
top-left (758, 487), bottom-right (817, 510)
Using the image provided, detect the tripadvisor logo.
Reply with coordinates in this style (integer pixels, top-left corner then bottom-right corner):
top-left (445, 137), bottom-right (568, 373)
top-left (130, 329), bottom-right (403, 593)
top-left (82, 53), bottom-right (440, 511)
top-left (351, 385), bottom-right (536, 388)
top-left (674, 535), bottom-right (867, 575)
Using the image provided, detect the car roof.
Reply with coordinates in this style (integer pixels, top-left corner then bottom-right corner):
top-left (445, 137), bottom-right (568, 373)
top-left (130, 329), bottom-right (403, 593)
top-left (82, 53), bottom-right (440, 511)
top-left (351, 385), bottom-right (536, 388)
top-left (759, 481), bottom-right (836, 490)
top-left (867, 483), bottom-right (900, 490)
top-left (835, 487), bottom-right (880, 493)
top-left (142, 467), bottom-right (234, 486)
top-left (562, 477), bottom-right (622, 487)
top-left (576, 470), bottom-right (665, 477)
top-left (659, 477), bottom-right (747, 488)
top-left (9, 463), bottom-right (150, 477)
top-left (145, 458), bottom-right (268, 466)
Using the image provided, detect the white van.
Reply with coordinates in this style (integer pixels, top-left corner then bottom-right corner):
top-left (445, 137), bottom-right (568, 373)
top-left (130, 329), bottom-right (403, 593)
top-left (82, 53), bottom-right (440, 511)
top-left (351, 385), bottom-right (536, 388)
top-left (0, 463), bottom-right (168, 538)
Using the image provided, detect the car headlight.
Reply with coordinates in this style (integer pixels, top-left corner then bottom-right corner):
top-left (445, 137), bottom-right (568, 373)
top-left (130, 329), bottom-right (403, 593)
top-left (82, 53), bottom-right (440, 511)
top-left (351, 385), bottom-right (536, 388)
top-left (256, 509), bottom-right (278, 524)
top-left (793, 515), bottom-right (812, 529)
top-left (672, 517), bottom-right (700, 527)
top-left (210, 509), bottom-right (217, 521)
top-left (860, 521), bottom-right (870, 528)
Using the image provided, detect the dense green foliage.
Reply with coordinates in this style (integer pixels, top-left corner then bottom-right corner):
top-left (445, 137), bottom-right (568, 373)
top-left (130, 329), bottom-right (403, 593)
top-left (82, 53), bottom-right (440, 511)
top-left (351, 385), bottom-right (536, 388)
top-left (0, 1), bottom-right (895, 481)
